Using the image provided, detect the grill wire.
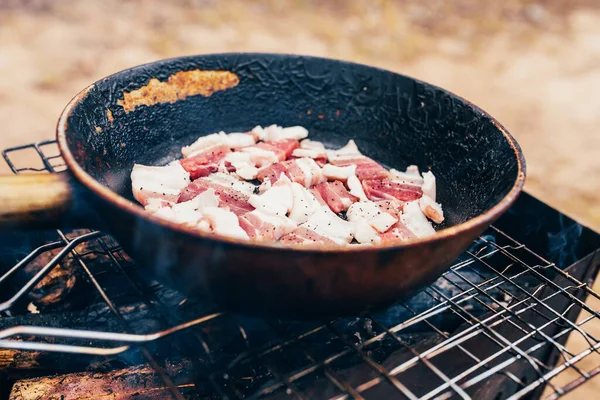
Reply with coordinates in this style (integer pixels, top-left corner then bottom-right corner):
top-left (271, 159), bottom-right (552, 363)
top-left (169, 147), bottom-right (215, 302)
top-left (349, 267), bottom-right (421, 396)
top-left (1, 141), bottom-right (599, 399)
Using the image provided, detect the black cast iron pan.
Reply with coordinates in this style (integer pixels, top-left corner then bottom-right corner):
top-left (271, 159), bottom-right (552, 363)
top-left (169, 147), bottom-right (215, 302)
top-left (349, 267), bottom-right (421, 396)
top-left (0, 54), bottom-right (525, 317)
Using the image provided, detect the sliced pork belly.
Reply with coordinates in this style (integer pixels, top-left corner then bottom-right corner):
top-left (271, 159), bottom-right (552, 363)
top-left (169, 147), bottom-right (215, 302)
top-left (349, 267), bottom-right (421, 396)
top-left (327, 140), bottom-right (388, 181)
top-left (248, 179), bottom-right (294, 217)
top-left (322, 164), bottom-right (356, 181)
top-left (362, 179), bottom-right (423, 202)
top-left (250, 125), bottom-right (309, 142)
top-left (347, 201), bottom-right (398, 234)
top-left (182, 131), bottom-right (256, 157)
top-left (401, 201), bottom-right (436, 238)
top-left (241, 139), bottom-right (300, 168)
top-left (301, 207), bottom-right (354, 245)
top-left (178, 173), bottom-right (255, 216)
top-left (378, 221), bottom-right (417, 244)
top-left (280, 227), bottom-right (337, 246)
top-left (202, 206), bottom-right (249, 241)
top-left (220, 152), bottom-right (259, 180)
top-left (257, 158), bottom-right (324, 188)
top-left (239, 210), bottom-right (297, 241)
top-left (347, 175), bottom-right (368, 201)
top-left (257, 162), bottom-right (287, 183)
top-left (421, 171), bottom-right (437, 201)
top-left (148, 188), bottom-right (220, 229)
top-left (419, 195), bottom-right (444, 224)
top-left (389, 165), bottom-right (424, 186)
top-left (292, 139), bottom-right (327, 163)
top-left (289, 182), bottom-right (323, 224)
top-left (131, 162), bottom-right (191, 206)
top-left (313, 181), bottom-right (359, 213)
top-left (145, 198), bottom-right (174, 213)
top-left (180, 144), bottom-right (231, 180)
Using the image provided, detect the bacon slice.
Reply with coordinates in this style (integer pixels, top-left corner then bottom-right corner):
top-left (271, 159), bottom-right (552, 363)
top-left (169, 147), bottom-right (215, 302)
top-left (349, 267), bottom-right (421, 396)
top-left (291, 139), bottom-right (327, 161)
top-left (182, 131), bottom-right (256, 157)
top-left (332, 158), bottom-right (389, 181)
top-left (220, 152), bottom-right (259, 180)
top-left (178, 174), bottom-right (255, 216)
top-left (401, 201), bottom-right (436, 238)
top-left (301, 207), bottom-right (354, 245)
top-left (419, 195), bottom-right (444, 224)
top-left (257, 162), bottom-right (288, 183)
top-left (378, 220), bottom-right (417, 244)
top-left (327, 140), bottom-right (389, 181)
top-left (280, 227), bottom-right (337, 246)
top-left (322, 164), bottom-right (356, 181)
top-left (131, 162), bottom-right (191, 206)
top-left (313, 181), bottom-right (359, 213)
top-left (248, 179), bottom-right (294, 217)
top-left (239, 210), bottom-right (297, 241)
top-left (389, 165), bottom-right (424, 186)
top-left (362, 179), bottom-right (423, 202)
top-left (250, 125), bottom-right (308, 142)
top-left (257, 158), bottom-right (324, 188)
top-left (180, 144), bottom-right (231, 180)
top-left (241, 139), bottom-right (300, 168)
top-left (200, 206), bottom-right (249, 240)
top-left (421, 171), bottom-right (437, 201)
top-left (289, 182), bottom-right (322, 224)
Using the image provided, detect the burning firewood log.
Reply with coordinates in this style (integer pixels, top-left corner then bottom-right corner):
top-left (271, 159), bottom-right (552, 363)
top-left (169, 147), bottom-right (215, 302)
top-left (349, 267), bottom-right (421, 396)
top-left (8, 359), bottom-right (194, 400)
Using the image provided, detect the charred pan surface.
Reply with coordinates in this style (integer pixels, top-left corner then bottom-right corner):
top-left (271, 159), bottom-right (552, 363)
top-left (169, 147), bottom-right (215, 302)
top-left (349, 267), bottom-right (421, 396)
top-left (117, 69), bottom-right (239, 113)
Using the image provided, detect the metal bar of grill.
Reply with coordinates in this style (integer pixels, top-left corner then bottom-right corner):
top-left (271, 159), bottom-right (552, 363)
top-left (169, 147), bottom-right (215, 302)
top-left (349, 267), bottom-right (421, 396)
top-left (0, 141), bottom-right (599, 400)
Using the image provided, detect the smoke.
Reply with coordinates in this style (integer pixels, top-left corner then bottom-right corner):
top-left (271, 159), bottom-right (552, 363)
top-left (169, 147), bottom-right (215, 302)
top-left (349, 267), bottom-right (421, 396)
top-left (547, 213), bottom-right (583, 268)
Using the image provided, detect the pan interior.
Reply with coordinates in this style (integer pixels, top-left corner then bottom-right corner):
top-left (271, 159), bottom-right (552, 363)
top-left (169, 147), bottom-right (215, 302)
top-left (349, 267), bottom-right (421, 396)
top-left (64, 54), bottom-right (521, 229)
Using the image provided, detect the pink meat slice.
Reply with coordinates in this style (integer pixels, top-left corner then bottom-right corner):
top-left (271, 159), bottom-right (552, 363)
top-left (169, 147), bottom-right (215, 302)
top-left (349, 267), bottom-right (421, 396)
top-left (238, 212), bottom-right (276, 241)
top-left (362, 179), bottom-right (423, 202)
top-left (280, 227), bottom-right (337, 245)
top-left (378, 220), bottom-right (417, 244)
top-left (257, 162), bottom-right (287, 183)
top-left (180, 144), bottom-right (231, 180)
top-left (330, 157), bottom-right (389, 181)
top-left (313, 181), bottom-right (359, 213)
top-left (178, 180), bottom-right (254, 216)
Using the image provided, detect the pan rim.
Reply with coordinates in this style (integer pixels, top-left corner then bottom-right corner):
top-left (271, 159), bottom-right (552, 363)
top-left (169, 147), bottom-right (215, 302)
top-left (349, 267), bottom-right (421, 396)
top-left (56, 52), bottom-right (526, 253)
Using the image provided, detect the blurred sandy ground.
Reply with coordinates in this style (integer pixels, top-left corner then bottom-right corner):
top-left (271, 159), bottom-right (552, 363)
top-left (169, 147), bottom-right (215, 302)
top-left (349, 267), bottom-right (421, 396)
top-left (0, 0), bottom-right (600, 397)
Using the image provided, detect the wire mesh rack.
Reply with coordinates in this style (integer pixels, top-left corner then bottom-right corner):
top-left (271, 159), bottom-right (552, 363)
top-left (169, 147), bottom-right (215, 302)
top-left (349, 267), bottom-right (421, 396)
top-left (1, 141), bottom-right (600, 399)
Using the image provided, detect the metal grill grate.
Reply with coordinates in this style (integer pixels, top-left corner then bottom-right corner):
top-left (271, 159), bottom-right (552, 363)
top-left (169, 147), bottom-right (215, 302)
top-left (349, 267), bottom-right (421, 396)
top-left (1, 141), bottom-right (600, 399)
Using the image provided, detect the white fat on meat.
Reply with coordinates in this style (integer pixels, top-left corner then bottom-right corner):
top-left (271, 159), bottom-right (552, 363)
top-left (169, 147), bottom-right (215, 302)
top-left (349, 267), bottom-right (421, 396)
top-left (389, 165), bottom-right (424, 186)
top-left (144, 198), bottom-right (174, 213)
top-left (149, 188), bottom-right (220, 229)
top-left (347, 175), bottom-right (368, 201)
top-left (322, 164), bottom-right (356, 181)
top-left (242, 209), bottom-right (298, 240)
top-left (182, 131), bottom-right (256, 157)
top-left (202, 172), bottom-right (255, 196)
top-left (301, 207), bottom-right (354, 245)
top-left (294, 157), bottom-right (325, 187)
top-left (292, 139), bottom-right (327, 159)
top-left (353, 219), bottom-right (382, 245)
top-left (288, 182), bottom-right (322, 224)
top-left (419, 195), bottom-right (444, 224)
top-left (421, 171), bottom-right (437, 201)
top-left (240, 146), bottom-right (280, 168)
top-left (326, 140), bottom-right (362, 163)
top-left (258, 177), bottom-right (272, 194)
top-left (248, 177), bottom-right (294, 217)
top-left (222, 152), bottom-right (259, 180)
top-left (202, 206), bottom-right (249, 241)
top-left (257, 124), bottom-right (309, 142)
top-left (131, 162), bottom-right (190, 206)
top-left (347, 201), bottom-right (398, 233)
top-left (401, 201), bottom-right (436, 238)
